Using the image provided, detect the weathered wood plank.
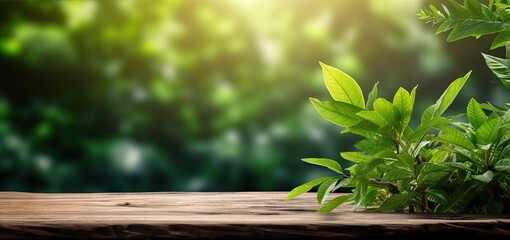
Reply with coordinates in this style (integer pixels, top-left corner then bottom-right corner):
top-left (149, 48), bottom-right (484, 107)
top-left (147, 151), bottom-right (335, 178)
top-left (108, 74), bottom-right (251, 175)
top-left (0, 192), bottom-right (509, 239)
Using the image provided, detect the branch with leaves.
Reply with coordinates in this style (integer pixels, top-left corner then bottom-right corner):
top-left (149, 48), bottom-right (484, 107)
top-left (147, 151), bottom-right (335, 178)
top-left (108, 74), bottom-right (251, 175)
top-left (419, 0), bottom-right (510, 90)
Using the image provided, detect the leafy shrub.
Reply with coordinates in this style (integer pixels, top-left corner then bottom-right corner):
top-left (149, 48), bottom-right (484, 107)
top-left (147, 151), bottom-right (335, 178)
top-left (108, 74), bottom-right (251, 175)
top-left (286, 0), bottom-right (510, 213)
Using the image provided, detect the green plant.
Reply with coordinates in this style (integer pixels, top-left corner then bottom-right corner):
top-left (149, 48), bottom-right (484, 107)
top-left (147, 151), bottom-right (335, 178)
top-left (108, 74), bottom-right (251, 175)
top-left (286, 62), bottom-right (475, 213)
top-left (286, 0), bottom-right (510, 213)
top-left (436, 99), bottom-right (510, 213)
top-left (418, 0), bottom-right (510, 213)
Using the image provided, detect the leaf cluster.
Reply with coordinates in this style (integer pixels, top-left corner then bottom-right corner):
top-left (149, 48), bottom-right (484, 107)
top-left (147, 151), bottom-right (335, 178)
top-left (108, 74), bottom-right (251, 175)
top-left (418, 0), bottom-right (510, 90)
top-left (286, 62), bottom-right (510, 213)
top-left (287, 0), bottom-right (510, 213)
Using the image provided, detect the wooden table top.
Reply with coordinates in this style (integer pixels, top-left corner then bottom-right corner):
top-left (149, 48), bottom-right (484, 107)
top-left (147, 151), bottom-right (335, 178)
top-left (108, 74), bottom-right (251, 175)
top-left (0, 191), bottom-right (509, 239)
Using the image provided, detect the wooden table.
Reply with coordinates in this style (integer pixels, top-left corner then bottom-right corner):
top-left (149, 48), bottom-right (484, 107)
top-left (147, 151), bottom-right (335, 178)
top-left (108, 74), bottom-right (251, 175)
top-left (0, 192), bottom-right (509, 239)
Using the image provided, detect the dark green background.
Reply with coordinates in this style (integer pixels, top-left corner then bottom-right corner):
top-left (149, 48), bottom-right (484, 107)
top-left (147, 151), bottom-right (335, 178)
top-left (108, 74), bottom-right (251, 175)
top-left (0, 0), bottom-right (505, 192)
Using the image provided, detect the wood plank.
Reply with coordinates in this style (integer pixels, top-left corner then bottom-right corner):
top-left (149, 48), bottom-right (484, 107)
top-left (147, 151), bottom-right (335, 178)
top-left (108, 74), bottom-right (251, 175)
top-left (0, 192), bottom-right (509, 239)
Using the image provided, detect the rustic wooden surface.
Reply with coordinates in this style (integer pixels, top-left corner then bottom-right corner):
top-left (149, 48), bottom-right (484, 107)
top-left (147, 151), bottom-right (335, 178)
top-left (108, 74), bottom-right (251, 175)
top-left (0, 192), bottom-right (509, 239)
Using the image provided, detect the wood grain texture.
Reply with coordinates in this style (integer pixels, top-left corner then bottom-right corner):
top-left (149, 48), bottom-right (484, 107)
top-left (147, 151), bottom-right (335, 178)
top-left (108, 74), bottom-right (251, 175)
top-left (0, 192), bottom-right (509, 239)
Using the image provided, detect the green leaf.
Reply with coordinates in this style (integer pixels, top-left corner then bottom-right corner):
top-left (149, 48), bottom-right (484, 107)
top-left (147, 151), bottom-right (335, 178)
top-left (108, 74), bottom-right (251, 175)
top-left (506, 41), bottom-right (510, 59)
top-left (341, 120), bottom-right (380, 138)
top-left (331, 178), bottom-right (351, 192)
top-left (317, 193), bottom-right (354, 212)
top-left (436, 181), bottom-right (475, 213)
top-left (362, 187), bottom-right (378, 206)
top-left (466, 0), bottom-right (498, 20)
top-left (301, 158), bottom-right (344, 175)
top-left (429, 149), bottom-right (448, 163)
top-left (319, 62), bottom-right (365, 108)
top-left (419, 171), bottom-right (451, 188)
top-left (393, 87), bottom-right (413, 129)
top-left (445, 0), bottom-right (469, 18)
top-left (409, 86), bottom-right (417, 111)
top-left (481, 102), bottom-right (507, 112)
top-left (502, 109), bottom-right (510, 124)
top-left (418, 163), bottom-right (452, 187)
top-left (421, 105), bottom-right (435, 124)
top-left (442, 162), bottom-right (474, 172)
top-left (436, 18), bottom-right (457, 34)
top-left (465, 0), bottom-right (483, 18)
top-left (383, 168), bottom-right (413, 181)
top-left (392, 87), bottom-right (412, 117)
top-left (475, 117), bottom-right (500, 145)
top-left (494, 158), bottom-right (510, 171)
top-left (317, 178), bottom-right (339, 204)
top-left (353, 178), bottom-right (368, 211)
top-left (436, 128), bottom-right (475, 151)
top-left (427, 189), bottom-right (448, 205)
top-left (419, 162), bottom-right (447, 173)
top-left (285, 177), bottom-right (333, 200)
top-left (410, 117), bottom-right (451, 143)
top-left (432, 71), bottom-right (471, 119)
top-left (366, 82), bottom-right (379, 110)
top-left (341, 152), bottom-right (371, 163)
top-left (310, 98), bottom-right (363, 128)
top-left (341, 151), bottom-right (395, 163)
top-left (420, 72), bottom-right (469, 124)
top-left (447, 19), bottom-right (506, 42)
top-left (417, 5), bottom-right (446, 24)
top-left (491, 29), bottom-right (510, 49)
top-left (355, 138), bottom-right (393, 153)
top-left (466, 98), bottom-right (487, 129)
top-left (472, 170), bottom-right (494, 183)
top-left (375, 192), bottom-right (418, 212)
top-left (373, 98), bottom-right (400, 129)
top-left (396, 153), bottom-right (415, 170)
top-left (356, 110), bottom-right (387, 127)
top-left (482, 53), bottom-right (510, 89)
top-left (428, 5), bottom-right (439, 16)
top-left (349, 158), bottom-right (387, 184)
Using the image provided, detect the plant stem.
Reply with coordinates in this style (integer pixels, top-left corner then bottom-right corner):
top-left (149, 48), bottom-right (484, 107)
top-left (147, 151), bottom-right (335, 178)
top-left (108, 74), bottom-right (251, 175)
top-left (368, 179), bottom-right (399, 194)
top-left (421, 191), bottom-right (429, 213)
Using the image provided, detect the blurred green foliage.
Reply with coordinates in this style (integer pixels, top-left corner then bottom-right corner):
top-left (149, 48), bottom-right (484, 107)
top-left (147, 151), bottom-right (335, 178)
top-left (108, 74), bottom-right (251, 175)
top-left (0, 0), bottom-right (505, 192)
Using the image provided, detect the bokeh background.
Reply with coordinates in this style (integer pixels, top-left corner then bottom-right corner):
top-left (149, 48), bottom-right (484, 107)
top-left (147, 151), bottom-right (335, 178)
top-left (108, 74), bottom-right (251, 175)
top-left (0, 0), bottom-right (507, 192)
